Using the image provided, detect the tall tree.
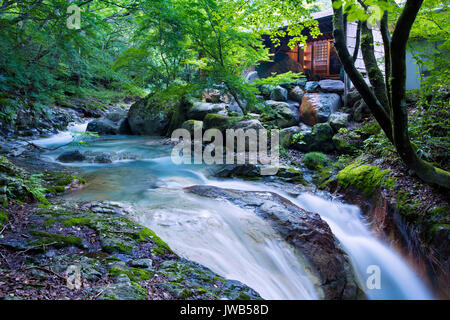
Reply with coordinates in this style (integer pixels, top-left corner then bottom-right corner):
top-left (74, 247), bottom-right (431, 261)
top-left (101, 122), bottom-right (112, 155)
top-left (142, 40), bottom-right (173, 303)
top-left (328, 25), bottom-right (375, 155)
top-left (331, 0), bottom-right (450, 188)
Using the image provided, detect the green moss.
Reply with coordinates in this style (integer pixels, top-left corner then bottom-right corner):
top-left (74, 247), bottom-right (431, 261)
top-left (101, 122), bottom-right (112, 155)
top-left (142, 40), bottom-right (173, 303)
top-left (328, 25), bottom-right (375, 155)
top-left (31, 230), bottom-right (83, 247)
top-left (395, 190), bottom-right (422, 223)
top-left (45, 186), bottom-right (65, 194)
top-left (303, 152), bottom-right (330, 170)
top-left (138, 227), bottom-right (172, 253)
top-left (62, 217), bottom-right (92, 227)
top-left (0, 210), bottom-right (8, 228)
top-left (109, 266), bottom-right (154, 282)
top-left (336, 163), bottom-right (396, 196)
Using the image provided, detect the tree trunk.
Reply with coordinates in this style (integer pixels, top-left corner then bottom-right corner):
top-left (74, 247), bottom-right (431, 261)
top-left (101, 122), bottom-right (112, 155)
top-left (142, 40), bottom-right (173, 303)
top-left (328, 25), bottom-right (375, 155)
top-left (331, 0), bottom-right (450, 189)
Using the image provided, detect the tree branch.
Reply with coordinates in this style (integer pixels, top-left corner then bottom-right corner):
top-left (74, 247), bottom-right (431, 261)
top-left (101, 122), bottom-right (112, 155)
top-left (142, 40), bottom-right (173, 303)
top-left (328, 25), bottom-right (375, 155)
top-left (332, 1), bottom-right (393, 141)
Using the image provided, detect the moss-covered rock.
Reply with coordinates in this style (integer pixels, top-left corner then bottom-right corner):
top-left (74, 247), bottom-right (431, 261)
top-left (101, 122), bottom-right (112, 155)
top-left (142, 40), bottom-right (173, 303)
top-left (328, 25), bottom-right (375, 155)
top-left (303, 152), bottom-right (330, 170)
top-left (335, 163), bottom-right (395, 196)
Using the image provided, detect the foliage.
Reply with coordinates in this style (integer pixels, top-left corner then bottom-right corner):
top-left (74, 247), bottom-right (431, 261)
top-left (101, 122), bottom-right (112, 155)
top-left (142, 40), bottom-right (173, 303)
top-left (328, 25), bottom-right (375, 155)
top-left (0, 0), bottom-right (142, 117)
top-left (253, 72), bottom-right (304, 87)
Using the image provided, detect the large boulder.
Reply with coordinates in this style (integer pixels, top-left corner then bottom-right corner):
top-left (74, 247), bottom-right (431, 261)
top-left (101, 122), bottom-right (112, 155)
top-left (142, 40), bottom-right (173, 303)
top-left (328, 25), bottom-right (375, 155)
top-left (265, 101), bottom-right (300, 128)
top-left (127, 97), bottom-right (172, 136)
top-left (318, 80), bottom-right (345, 93)
top-left (300, 93), bottom-right (342, 126)
top-left (186, 185), bottom-right (363, 300)
top-left (270, 86), bottom-right (288, 102)
top-left (187, 102), bottom-right (227, 120)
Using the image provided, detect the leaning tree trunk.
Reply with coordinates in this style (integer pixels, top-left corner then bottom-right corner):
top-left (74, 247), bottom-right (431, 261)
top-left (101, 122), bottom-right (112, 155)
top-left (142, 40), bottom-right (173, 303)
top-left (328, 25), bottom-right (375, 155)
top-left (331, 0), bottom-right (450, 189)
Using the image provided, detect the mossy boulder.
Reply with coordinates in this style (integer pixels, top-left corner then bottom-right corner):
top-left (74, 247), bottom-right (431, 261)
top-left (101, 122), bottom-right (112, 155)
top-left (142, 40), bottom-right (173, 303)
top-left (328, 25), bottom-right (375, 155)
top-left (303, 152), bottom-right (330, 170)
top-left (335, 163), bottom-right (395, 196)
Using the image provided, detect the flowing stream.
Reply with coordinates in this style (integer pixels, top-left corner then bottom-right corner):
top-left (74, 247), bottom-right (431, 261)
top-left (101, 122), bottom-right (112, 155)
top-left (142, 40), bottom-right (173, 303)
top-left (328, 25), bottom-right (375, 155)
top-left (32, 123), bottom-right (434, 300)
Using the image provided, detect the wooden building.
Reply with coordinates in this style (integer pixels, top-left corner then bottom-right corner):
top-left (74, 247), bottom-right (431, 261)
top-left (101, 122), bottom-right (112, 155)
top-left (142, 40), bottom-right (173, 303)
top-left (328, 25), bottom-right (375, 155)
top-left (256, 10), bottom-right (385, 82)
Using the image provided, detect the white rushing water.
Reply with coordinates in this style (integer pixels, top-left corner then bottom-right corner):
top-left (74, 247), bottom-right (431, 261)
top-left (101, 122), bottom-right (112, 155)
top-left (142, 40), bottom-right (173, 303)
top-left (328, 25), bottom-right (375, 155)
top-left (32, 126), bottom-right (434, 300)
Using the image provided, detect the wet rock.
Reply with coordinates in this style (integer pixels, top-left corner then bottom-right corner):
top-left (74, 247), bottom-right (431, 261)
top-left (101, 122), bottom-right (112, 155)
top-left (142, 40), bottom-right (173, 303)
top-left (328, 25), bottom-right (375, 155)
top-left (270, 86), bottom-right (288, 102)
top-left (186, 185), bottom-right (364, 299)
top-left (300, 93), bottom-right (342, 126)
top-left (187, 102), bottom-right (227, 120)
top-left (57, 150), bottom-right (85, 163)
top-left (319, 80), bottom-right (345, 93)
top-left (329, 112), bottom-right (350, 132)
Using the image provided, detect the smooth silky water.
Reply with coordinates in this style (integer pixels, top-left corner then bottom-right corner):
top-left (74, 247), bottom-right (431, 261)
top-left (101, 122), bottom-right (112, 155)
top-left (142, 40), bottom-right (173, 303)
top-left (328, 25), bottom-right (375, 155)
top-left (32, 124), bottom-right (434, 300)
